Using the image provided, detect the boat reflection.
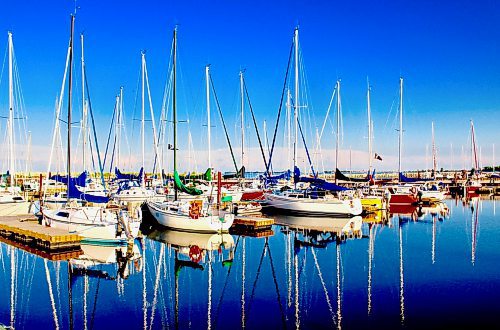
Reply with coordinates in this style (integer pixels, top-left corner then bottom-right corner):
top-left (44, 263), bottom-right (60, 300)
top-left (276, 215), bottom-right (363, 244)
top-left (70, 243), bottom-right (142, 280)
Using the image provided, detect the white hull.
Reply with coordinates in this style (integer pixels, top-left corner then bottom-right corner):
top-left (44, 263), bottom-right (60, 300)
top-left (264, 192), bottom-right (362, 217)
top-left (0, 201), bottom-right (32, 216)
top-left (43, 206), bottom-right (141, 244)
top-left (147, 200), bottom-right (234, 233)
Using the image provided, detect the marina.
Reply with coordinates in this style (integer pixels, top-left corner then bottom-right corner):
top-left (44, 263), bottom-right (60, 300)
top-left (1, 1), bottom-right (499, 329)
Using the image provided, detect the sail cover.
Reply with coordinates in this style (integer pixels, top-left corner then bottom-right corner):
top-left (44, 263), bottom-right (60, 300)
top-left (67, 176), bottom-right (109, 203)
top-left (335, 168), bottom-right (369, 183)
top-left (50, 171), bottom-right (87, 187)
top-left (399, 172), bottom-right (431, 183)
top-left (174, 171), bottom-right (203, 195)
top-left (294, 167), bottom-right (348, 192)
top-left (223, 166), bottom-right (246, 179)
top-left (115, 167), bottom-right (143, 182)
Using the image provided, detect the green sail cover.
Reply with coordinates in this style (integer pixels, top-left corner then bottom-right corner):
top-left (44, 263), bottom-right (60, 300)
top-left (174, 170), bottom-right (203, 195)
top-left (204, 168), bottom-right (212, 181)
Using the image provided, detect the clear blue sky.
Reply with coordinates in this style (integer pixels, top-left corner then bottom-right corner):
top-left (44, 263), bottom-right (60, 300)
top-left (0, 0), bottom-right (499, 171)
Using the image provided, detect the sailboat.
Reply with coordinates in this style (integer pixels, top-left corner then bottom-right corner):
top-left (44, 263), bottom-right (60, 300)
top-left (464, 120), bottom-right (482, 196)
top-left (386, 77), bottom-right (419, 206)
top-left (146, 27), bottom-right (234, 233)
top-left (264, 27), bottom-right (362, 217)
top-left (42, 14), bottom-right (141, 245)
top-left (0, 32), bottom-right (32, 216)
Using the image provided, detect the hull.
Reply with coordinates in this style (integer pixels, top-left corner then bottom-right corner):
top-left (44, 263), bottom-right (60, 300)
top-left (0, 201), bottom-right (32, 216)
top-left (147, 201), bottom-right (234, 233)
top-left (361, 196), bottom-right (385, 212)
top-left (419, 191), bottom-right (445, 203)
top-left (389, 193), bottom-right (418, 205)
top-left (264, 192), bottom-right (362, 217)
top-left (43, 206), bottom-right (141, 245)
top-left (241, 189), bottom-right (266, 201)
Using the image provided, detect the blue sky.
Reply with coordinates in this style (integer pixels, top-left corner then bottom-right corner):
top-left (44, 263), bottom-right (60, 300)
top-left (0, 0), bottom-right (499, 172)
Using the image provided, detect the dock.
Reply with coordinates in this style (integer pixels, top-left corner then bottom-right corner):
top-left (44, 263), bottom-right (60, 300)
top-left (0, 215), bottom-right (82, 253)
top-left (230, 215), bottom-right (275, 237)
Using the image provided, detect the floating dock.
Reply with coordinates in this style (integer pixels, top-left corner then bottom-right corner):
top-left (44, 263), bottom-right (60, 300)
top-left (233, 215), bottom-right (274, 230)
top-left (230, 215), bottom-right (275, 237)
top-left (0, 215), bottom-right (82, 253)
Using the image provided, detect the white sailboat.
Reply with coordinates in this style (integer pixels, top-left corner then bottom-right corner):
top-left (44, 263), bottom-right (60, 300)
top-left (42, 15), bottom-right (141, 245)
top-left (0, 32), bottom-right (32, 216)
top-left (147, 27), bottom-right (234, 233)
top-left (264, 27), bottom-right (362, 217)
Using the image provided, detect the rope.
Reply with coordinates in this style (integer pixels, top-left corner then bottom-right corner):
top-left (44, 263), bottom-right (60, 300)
top-left (84, 67), bottom-right (106, 189)
top-left (265, 39), bottom-right (294, 175)
top-left (243, 77), bottom-right (269, 174)
top-left (209, 74), bottom-right (239, 173)
top-left (297, 115), bottom-right (316, 178)
top-left (102, 98), bottom-right (117, 171)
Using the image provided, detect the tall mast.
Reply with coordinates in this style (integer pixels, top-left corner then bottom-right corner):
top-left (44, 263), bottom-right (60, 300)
top-left (471, 120), bottom-right (478, 172)
top-left (117, 86), bottom-right (123, 169)
top-left (173, 27), bottom-right (178, 200)
top-left (450, 143), bottom-right (453, 171)
top-left (113, 94), bottom-right (120, 168)
top-left (206, 65), bottom-right (212, 171)
top-left (80, 33), bottom-right (86, 173)
top-left (432, 121), bottom-right (436, 178)
top-left (293, 27), bottom-right (299, 178)
top-left (286, 89), bottom-right (292, 171)
top-left (335, 79), bottom-right (341, 182)
top-left (8, 31), bottom-right (15, 185)
top-left (239, 70), bottom-right (245, 167)
top-left (367, 80), bottom-right (373, 174)
top-left (141, 51), bottom-right (146, 179)
top-left (398, 77), bottom-right (403, 177)
top-left (67, 15), bottom-right (75, 204)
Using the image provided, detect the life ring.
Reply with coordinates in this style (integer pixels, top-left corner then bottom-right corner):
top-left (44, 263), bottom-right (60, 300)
top-left (189, 201), bottom-right (201, 219)
top-left (189, 245), bottom-right (202, 263)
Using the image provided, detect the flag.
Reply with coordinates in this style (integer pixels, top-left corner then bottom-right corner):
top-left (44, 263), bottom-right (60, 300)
top-left (374, 153), bottom-right (382, 161)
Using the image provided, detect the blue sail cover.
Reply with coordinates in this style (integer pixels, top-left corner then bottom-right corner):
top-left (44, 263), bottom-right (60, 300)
top-left (50, 171), bottom-right (87, 187)
top-left (399, 172), bottom-right (432, 183)
top-left (261, 170), bottom-right (291, 184)
top-left (67, 178), bottom-right (109, 203)
top-left (294, 167), bottom-right (348, 192)
top-left (115, 167), bottom-right (143, 182)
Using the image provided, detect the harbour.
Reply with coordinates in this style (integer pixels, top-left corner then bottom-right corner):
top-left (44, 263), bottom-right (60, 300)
top-left (1, 1), bottom-right (500, 329)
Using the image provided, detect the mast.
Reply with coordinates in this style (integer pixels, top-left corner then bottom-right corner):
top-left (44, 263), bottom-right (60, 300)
top-left (141, 51), bottom-right (146, 182)
top-left (367, 80), bottom-right (373, 174)
top-left (293, 27), bottom-right (299, 180)
top-left (80, 33), bottom-right (86, 172)
top-left (335, 79), bottom-right (341, 184)
top-left (118, 86), bottom-right (123, 169)
top-left (432, 122), bottom-right (436, 178)
top-left (471, 120), bottom-right (478, 172)
top-left (8, 31), bottom-right (15, 185)
top-left (67, 15), bottom-right (75, 204)
top-left (398, 77), bottom-right (403, 177)
top-left (286, 89), bottom-right (292, 171)
top-left (206, 65), bottom-right (212, 171)
top-left (173, 27), bottom-right (178, 200)
top-left (240, 70), bottom-right (245, 167)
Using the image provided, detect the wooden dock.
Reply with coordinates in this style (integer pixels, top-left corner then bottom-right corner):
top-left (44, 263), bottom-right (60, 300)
top-left (0, 215), bottom-right (82, 252)
top-left (233, 215), bottom-right (274, 230)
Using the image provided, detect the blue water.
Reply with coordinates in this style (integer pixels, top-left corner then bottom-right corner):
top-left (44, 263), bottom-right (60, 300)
top-left (0, 198), bottom-right (498, 329)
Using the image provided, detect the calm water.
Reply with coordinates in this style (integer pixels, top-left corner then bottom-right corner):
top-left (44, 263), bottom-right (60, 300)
top-left (0, 198), bottom-right (499, 329)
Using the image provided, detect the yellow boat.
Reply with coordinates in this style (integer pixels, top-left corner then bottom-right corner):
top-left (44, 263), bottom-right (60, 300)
top-left (361, 196), bottom-right (385, 212)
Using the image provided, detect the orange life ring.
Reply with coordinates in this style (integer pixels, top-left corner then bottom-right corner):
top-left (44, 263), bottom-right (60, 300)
top-left (189, 245), bottom-right (202, 263)
top-left (189, 201), bottom-right (201, 219)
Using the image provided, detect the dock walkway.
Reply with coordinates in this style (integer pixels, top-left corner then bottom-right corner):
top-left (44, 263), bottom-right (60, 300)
top-left (0, 215), bottom-right (82, 252)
